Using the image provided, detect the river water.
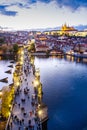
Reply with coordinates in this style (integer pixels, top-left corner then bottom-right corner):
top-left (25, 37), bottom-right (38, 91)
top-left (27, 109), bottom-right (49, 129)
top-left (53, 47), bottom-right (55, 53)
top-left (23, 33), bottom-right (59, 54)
top-left (34, 56), bottom-right (87, 130)
top-left (0, 56), bottom-right (87, 130)
top-left (0, 60), bottom-right (15, 90)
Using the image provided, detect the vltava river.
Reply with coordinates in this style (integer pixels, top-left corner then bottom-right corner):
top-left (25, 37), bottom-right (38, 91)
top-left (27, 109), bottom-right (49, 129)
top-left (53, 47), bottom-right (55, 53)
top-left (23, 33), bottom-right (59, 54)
top-left (34, 56), bottom-right (87, 130)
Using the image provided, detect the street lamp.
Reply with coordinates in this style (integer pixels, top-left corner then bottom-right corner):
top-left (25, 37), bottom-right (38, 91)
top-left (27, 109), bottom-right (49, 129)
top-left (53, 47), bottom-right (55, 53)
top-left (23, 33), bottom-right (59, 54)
top-left (37, 103), bottom-right (48, 121)
top-left (16, 81), bottom-right (20, 86)
top-left (37, 103), bottom-right (48, 130)
top-left (20, 56), bottom-right (23, 61)
top-left (0, 90), bottom-right (2, 97)
top-left (21, 50), bottom-right (24, 55)
top-left (33, 77), bottom-right (40, 88)
top-left (35, 68), bottom-right (40, 77)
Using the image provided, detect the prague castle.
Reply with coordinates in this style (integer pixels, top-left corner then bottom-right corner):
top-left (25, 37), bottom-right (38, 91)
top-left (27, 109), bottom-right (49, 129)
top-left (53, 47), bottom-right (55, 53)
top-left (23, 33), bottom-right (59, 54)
top-left (60, 23), bottom-right (78, 36)
top-left (61, 23), bottom-right (77, 31)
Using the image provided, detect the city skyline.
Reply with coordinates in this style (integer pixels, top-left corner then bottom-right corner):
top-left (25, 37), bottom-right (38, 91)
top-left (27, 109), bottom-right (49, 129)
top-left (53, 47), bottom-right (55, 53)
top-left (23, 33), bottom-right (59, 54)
top-left (0, 0), bottom-right (87, 30)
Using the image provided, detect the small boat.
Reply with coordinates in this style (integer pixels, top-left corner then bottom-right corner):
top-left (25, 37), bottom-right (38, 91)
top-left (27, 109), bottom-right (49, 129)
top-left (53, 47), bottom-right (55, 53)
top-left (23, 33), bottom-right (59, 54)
top-left (0, 77), bottom-right (8, 83)
top-left (8, 65), bottom-right (13, 68)
top-left (5, 70), bottom-right (12, 74)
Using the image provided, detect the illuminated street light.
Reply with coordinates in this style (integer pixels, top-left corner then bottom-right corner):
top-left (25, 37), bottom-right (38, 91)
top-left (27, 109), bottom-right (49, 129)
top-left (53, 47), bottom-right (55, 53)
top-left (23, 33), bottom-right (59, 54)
top-left (16, 81), bottom-right (20, 86)
top-left (20, 61), bottom-right (23, 65)
top-left (33, 77), bottom-right (40, 88)
top-left (35, 68), bottom-right (40, 77)
top-left (21, 50), bottom-right (24, 55)
top-left (0, 91), bottom-right (2, 97)
top-left (37, 103), bottom-right (48, 130)
top-left (38, 109), bottom-right (43, 120)
top-left (37, 103), bottom-right (48, 126)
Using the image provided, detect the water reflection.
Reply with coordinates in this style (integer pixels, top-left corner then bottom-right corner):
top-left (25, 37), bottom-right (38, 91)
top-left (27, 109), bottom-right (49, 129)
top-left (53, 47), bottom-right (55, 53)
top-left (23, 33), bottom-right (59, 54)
top-left (34, 55), bottom-right (87, 130)
top-left (36, 54), bottom-right (87, 65)
top-left (64, 55), bottom-right (87, 65)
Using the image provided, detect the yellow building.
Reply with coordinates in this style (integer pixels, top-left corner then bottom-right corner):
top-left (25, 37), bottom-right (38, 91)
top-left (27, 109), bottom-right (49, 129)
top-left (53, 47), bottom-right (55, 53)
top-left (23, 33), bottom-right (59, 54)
top-left (75, 31), bottom-right (87, 37)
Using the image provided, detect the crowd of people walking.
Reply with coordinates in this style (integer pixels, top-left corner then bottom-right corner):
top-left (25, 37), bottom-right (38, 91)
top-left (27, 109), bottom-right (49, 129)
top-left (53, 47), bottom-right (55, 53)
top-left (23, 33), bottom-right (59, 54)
top-left (7, 49), bottom-right (41, 130)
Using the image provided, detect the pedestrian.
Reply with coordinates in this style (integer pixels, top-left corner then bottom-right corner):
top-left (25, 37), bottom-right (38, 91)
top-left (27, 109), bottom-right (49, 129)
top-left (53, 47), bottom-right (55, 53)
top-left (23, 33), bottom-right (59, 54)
top-left (20, 120), bottom-right (22, 125)
top-left (17, 118), bottom-right (19, 124)
top-left (18, 126), bottom-right (21, 130)
top-left (7, 123), bottom-right (10, 130)
top-left (32, 125), bottom-right (34, 130)
top-left (25, 127), bottom-right (28, 130)
top-left (11, 113), bottom-right (13, 119)
top-left (10, 122), bottom-right (12, 129)
top-left (18, 103), bottom-right (20, 107)
top-left (28, 119), bottom-right (31, 124)
top-left (22, 118), bottom-right (24, 124)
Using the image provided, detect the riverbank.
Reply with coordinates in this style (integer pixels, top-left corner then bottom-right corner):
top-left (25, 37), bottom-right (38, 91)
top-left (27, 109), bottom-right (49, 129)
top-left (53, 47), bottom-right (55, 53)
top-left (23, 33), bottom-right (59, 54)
top-left (66, 53), bottom-right (87, 58)
top-left (31, 52), bottom-right (87, 59)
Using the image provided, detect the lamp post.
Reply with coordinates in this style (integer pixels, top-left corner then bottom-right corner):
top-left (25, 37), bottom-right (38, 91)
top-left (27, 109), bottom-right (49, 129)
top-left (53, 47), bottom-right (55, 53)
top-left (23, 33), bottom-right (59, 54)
top-left (33, 77), bottom-right (40, 87)
top-left (35, 68), bottom-right (40, 78)
top-left (0, 91), bottom-right (2, 96)
top-left (37, 103), bottom-right (48, 130)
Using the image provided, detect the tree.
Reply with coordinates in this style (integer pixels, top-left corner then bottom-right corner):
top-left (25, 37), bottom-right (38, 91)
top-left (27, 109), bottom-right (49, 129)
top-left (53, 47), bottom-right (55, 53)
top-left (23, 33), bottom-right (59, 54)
top-left (28, 43), bottom-right (35, 52)
top-left (0, 37), bottom-right (5, 45)
top-left (1, 87), bottom-right (14, 119)
top-left (0, 46), bottom-right (2, 50)
top-left (13, 44), bottom-right (19, 53)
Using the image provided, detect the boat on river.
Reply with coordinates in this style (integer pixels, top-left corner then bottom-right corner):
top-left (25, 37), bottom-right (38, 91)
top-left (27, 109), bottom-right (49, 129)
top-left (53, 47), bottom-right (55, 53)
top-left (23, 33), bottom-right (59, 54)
top-left (8, 65), bottom-right (13, 68)
top-left (5, 70), bottom-right (12, 74)
top-left (0, 77), bottom-right (8, 83)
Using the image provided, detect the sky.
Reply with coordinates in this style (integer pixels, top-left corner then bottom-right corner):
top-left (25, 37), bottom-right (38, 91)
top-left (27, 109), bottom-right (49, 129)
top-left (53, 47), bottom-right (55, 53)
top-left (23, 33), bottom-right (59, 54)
top-left (0, 0), bottom-right (87, 30)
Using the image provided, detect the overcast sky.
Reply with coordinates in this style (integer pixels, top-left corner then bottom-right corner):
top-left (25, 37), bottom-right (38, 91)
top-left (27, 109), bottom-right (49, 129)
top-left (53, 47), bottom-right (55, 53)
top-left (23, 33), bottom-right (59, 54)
top-left (0, 0), bottom-right (87, 30)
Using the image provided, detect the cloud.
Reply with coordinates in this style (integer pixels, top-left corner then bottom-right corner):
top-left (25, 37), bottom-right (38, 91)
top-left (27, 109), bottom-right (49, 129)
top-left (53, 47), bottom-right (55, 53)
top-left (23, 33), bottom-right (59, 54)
top-left (0, 0), bottom-right (87, 17)
top-left (0, 0), bottom-right (87, 29)
top-left (39, 0), bottom-right (87, 9)
top-left (55, 0), bottom-right (87, 9)
top-left (38, 0), bottom-right (51, 3)
top-left (0, 5), bottom-right (17, 16)
top-left (0, 0), bottom-right (29, 16)
top-left (0, 0), bottom-right (87, 10)
top-left (0, 0), bottom-right (31, 8)
top-left (2, 11), bottom-right (17, 16)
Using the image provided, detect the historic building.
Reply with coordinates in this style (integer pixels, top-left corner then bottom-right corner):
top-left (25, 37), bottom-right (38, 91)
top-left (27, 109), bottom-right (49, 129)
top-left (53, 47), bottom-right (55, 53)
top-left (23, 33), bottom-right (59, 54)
top-left (60, 23), bottom-right (77, 35)
top-left (61, 23), bottom-right (77, 31)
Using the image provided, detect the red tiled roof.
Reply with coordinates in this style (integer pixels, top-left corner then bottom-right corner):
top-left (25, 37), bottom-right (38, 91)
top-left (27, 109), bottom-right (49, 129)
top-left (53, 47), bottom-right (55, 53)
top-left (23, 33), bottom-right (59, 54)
top-left (36, 45), bottom-right (49, 48)
top-left (81, 44), bottom-right (87, 47)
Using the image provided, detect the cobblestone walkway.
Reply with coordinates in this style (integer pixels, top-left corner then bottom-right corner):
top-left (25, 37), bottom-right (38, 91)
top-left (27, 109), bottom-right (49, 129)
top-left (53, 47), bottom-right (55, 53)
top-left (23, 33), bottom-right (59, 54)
top-left (8, 50), bottom-right (39, 130)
